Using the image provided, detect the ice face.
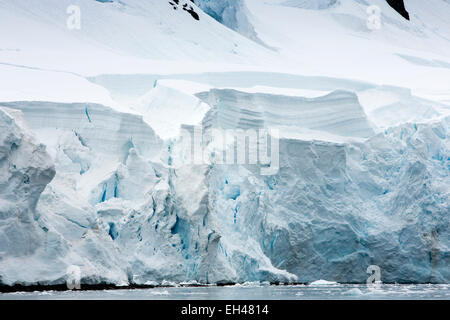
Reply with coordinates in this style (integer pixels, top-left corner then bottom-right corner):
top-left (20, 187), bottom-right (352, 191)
top-left (0, 0), bottom-right (449, 287)
top-left (222, 122), bottom-right (449, 283)
top-left (191, 94), bottom-right (449, 283)
top-left (1, 94), bottom-right (448, 286)
top-left (0, 107), bottom-right (56, 284)
top-left (197, 89), bottom-right (375, 138)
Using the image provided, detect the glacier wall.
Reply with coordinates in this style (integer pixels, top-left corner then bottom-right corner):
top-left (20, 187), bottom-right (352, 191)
top-left (0, 94), bottom-right (448, 286)
top-left (197, 89), bottom-right (375, 138)
top-left (210, 121), bottom-right (449, 283)
top-left (0, 0), bottom-right (449, 288)
top-left (194, 89), bottom-right (449, 283)
top-left (0, 100), bottom-right (295, 286)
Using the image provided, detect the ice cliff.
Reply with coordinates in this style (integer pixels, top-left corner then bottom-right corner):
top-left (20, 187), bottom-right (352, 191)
top-left (0, 91), bottom-right (448, 285)
top-left (0, 0), bottom-right (449, 287)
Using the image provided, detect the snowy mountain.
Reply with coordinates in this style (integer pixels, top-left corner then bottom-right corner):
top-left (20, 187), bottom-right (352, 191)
top-left (0, 0), bottom-right (449, 286)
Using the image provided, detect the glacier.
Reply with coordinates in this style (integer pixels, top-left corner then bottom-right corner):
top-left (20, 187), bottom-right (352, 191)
top-left (0, 93), bottom-right (448, 285)
top-left (0, 0), bottom-right (449, 287)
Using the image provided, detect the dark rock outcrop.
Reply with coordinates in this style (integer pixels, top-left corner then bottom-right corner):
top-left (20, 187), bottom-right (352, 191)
top-left (386, 0), bottom-right (410, 20)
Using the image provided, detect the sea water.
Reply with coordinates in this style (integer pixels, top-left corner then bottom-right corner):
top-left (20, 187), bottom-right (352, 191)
top-left (1, 284), bottom-right (449, 300)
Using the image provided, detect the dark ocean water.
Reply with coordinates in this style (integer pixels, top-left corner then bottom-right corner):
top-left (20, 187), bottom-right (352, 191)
top-left (1, 284), bottom-right (449, 300)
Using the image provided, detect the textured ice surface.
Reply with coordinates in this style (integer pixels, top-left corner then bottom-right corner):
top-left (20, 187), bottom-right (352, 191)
top-left (191, 100), bottom-right (449, 283)
top-left (0, 0), bottom-right (449, 287)
top-left (1, 97), bottom-right (448, 285)
top-left (195, 0), bottom-right (260, 42)
top-left (132, 84), bottom-right (210, 139)
top-left (197, 89), bottom-right (375, 138)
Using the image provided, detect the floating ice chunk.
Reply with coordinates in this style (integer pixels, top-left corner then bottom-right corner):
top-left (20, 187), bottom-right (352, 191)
top-left (346, 288), bottom-right (364, 296)
top-left (309, 280), bottom-right (339, 286)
